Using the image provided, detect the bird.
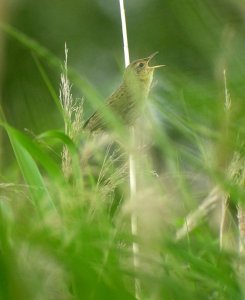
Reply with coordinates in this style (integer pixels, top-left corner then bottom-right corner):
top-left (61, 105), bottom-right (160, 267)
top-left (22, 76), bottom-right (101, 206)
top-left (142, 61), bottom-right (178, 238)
top-left (83, 52), bottom-right (165, 133)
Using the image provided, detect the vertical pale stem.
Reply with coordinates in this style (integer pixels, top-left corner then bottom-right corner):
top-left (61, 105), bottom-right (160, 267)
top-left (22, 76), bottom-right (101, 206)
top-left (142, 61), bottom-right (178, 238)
top-left (119, 0), bottom-right (130, 67)
top-left (119, 1), bottom-right (141, 299)
top-left (238, 204), bottom-right (245, 254)
top-left (219, 194), bottom-right (227, 250)
top-left (219, 69), bottom-right (230, 250)
top-left (219, 69), bottom-right (231, 251)
top-left (223, 69), bottom-right (231, 111)
top-left (129, 127), bottom-right (141, 299)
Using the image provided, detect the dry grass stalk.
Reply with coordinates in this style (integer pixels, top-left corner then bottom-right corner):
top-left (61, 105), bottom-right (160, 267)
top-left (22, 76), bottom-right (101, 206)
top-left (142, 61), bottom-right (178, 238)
top-left (176, 186), bottom-right (223, 241)
top-left (59, 43), bottom-right (83, 178)
top-left (229, 152), bottom-right (245, 254)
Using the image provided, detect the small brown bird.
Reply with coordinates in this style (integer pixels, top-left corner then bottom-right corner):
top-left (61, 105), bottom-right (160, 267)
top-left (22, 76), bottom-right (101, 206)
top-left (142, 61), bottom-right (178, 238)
top-left (84, 52), bottom-right (164, 132)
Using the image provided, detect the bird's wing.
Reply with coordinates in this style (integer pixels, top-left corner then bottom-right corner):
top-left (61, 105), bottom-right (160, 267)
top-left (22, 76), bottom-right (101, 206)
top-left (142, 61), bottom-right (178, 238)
top-left (83, 110), bottom-right (105, 132)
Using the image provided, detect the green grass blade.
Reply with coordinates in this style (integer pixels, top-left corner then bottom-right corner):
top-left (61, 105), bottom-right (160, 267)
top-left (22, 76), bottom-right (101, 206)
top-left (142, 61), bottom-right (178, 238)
top-left (32, 54), bottom-right (63, 115)
top-left (6, 125), bottom-right (63, 179)
top-left (37, 130), bottom-right (77, 154)
top-left (6, 127), bottom-right (54, 210)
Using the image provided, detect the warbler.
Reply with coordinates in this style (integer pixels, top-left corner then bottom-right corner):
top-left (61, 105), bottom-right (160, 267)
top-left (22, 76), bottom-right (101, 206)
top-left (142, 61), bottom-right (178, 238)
top-left (84, 52), bottom-right (164, 132)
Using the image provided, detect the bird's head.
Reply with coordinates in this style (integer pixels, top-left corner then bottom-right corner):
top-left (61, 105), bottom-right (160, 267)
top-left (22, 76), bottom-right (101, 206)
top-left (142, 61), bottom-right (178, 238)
top-left (124, 52), bottom-right (165, 84)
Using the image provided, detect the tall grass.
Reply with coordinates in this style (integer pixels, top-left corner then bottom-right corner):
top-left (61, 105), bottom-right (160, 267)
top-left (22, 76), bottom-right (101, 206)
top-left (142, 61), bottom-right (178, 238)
top-left (1, 9), bottom-right (245, 300)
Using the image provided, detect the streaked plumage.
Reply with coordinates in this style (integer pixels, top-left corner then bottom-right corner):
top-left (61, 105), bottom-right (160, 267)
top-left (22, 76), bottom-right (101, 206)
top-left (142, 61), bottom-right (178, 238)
top-left (84, 53), bottom-right (164, 132)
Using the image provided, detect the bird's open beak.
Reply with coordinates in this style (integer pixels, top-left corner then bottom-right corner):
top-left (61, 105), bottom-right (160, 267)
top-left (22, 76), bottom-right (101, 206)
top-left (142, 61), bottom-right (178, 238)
top-left (147, 52), bottom-right (166, 68)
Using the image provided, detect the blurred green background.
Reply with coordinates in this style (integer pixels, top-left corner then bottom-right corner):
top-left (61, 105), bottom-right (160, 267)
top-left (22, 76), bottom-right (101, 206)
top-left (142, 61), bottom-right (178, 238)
top-left (1, 0), bottom-right (245, 171)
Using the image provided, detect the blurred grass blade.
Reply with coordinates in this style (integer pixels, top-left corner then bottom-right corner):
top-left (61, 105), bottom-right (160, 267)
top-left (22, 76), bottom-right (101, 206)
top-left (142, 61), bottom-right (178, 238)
top-left (5, 126), bottom-right (54, 210)
top-left (38, 130), bottom-right (77, 154)
top-left (0, 22), bottom-right (103, 104)
top-left (0, 22), bottom-right (61, 70)
top-left (5, 125), bottom-right (63, 179)
top-left (32, 54), bottom-right (63, 115)
top-left (38, 130), bottom-right (83, 182)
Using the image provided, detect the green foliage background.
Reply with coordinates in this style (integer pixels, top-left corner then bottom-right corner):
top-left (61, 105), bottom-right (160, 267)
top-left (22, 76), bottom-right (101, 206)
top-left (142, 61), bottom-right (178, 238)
top-left (1, 0), bottom-right (245, 299)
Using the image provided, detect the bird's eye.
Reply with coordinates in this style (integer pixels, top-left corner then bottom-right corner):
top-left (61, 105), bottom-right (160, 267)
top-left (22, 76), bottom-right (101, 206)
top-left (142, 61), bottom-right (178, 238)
top-left (138, 62), bottom-right (145, 68)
